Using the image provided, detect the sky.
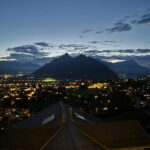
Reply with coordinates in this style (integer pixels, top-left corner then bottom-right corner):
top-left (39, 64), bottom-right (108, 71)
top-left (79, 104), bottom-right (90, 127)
top-left (0, 0), bottom-right (150, 62)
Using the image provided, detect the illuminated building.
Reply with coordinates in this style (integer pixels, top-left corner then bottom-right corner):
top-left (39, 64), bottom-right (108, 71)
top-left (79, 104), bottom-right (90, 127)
top-left (88, 83), bottom-right (109, 89)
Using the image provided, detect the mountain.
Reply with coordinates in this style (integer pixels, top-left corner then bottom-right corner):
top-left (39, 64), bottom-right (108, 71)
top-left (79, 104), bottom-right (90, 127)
top-left (102, 60), bottom-right (150, 78)
top-left (34, 53), bottom-right (118, 80)
top-left (0, 61), bottom-right (40, 74)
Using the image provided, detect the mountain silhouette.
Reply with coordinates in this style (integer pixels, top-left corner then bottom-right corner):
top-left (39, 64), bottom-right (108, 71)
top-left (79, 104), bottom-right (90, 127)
top-left (34, 54), bottom-right (118, 80)
top-left (0, 61), bottom-right (40, 74)
top-left (103, 59), bottom-right (150, 78)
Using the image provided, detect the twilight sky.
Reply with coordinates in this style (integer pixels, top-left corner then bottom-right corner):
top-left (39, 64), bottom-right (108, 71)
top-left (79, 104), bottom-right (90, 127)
top-left (0, 0), bottom-right (150, 61)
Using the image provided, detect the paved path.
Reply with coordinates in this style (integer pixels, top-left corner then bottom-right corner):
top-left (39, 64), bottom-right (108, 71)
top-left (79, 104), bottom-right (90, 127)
top-left (44, 124), bottom-right (104, 150)
top-left (44, 102), bottom-right (104, 150)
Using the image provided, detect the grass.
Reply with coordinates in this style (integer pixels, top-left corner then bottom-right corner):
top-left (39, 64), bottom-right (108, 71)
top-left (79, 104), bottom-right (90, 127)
top-left (103, 109), bottom-right (148, 126)
top-left (0, 125), bottom-right (61, 150)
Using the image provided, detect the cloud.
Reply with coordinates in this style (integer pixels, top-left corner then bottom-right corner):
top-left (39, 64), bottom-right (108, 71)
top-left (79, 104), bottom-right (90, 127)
top-left (131, 13), bottom-right (150, 24)
top-left (82, 29), bottom-right (93, 33)
top-left (5, 44), bottom-right (50, 64)
top-left (34, 42), bottom-right (50, 47)
top-left (4, 41), bottom-right (150, 66)
top-left (117, 49), bottom-right (135, 53)
top-left (84, 50), bottom-right (115, 56)
top-left (59, 44), bottom-right (96, 51)
top-left (83, 49), bottom-right (150, 58)
top-left (88, 40), bottom-right (116, 46)
top-left (96, 31), bottom-right (103, 34)
top-left (6, 53), bottom-right (35, 62)
top-left (100, 49), bottom-right (150, 54)
top-left (7, 45), bottom-right (48, 57)
top-left (88, 41), bottom-right (102, 44)
top-left (103, 8), bottom-right (150, 35)
top-left (80, 8), bottom-right (150, 37)
top-left (7, 45), bottom-right (38, 54)
top-left (2, 53), bottom-right (54, 66)
top-left (104, 40), bottom-right (115, 43)
top-left (136, 49), bottom-right (150, 53)
top-left (79, 35), bottom-right (84, 38)
top-left (84, 50), bottom-right (101, 56)
top-left (123, 16), bottom-right (131, 19)
top-left (146, 8), bottom-right (150, 12)
top-left (106, 23), bottom-right (132, 33)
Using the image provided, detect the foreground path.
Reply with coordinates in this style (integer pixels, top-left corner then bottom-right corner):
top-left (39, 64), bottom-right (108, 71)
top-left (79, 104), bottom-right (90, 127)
top-left (43, 102), bottom-right (104, 150)
top-left (44, 124), bottom-right (104, 150)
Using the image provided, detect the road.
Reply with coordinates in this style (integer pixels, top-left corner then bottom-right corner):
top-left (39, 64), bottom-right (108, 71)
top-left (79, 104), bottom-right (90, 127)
top-left (43, 102), bottom-right (104, 150)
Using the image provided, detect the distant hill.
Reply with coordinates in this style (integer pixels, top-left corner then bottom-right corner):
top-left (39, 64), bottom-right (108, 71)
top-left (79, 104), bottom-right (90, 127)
top-left (102, 60), bottom-right (150, 78)
top-left (34, 53), bottom-right (118, 80)
top-left (0, 61), bottom-right (40, 74)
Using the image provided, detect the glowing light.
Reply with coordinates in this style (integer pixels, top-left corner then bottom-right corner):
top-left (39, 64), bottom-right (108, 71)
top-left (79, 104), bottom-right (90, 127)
top-left (0, 58), bottom-right (16, 61)
top-left (88, 83), bottom-right (109, 89)
top-left (102, 59), bottom-right (126, 63)
top-left (43, 78), bottom-right (56, 82)
top-left (103, 107), bottom-right (108, 110)
top-left (107, 99), bottom-right (111, 103)
top-left (95, 95), bottom-right (98, 99)
top-left (65, 85), bottom-right (79, 89)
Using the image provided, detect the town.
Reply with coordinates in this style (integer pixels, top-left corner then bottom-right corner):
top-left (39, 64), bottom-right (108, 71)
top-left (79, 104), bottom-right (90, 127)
top-left (0, 74), bottom-right (150, 135)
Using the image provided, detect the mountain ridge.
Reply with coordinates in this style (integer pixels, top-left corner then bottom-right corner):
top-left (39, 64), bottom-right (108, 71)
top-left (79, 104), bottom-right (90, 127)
top-left (34, 54), bottom-right (118, 80)
top-left (0, 61), bottom-right (40, 74)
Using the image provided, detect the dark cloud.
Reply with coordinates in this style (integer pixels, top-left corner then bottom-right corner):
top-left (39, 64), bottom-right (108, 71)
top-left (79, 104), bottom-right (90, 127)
top-left (7, 45), bottom-right (48, 57)
top-left (79, 35), bottom-right (83, 38)
top-left (88, 41), bottom-right (102, 44)
top-left (131, 13), bottom-right (150, 24)
top-left (6, 53), bottom-right (35, 62)
top-left (84, 50), bottom-right (120, 56)
top-left (84, 50), bottom-right (100, 56)
top-left (117, 49), bottom-right (135, 53)
top-left (105, 49), bottom-right (150, 54)
top-left (59, 44), bottom-right (96, 51)
top-left (95, 31), bottom-right (103, 34)
top-left (146, 8), bottom-right (150, 12)
top-left (7, 45), bottom-right (38, 54)
top-left (136, 49), bottom-right (150, 53)
top-left (100, 50), bottom-right (112, 53)
top-left (34, 42), bottom-right (50, 47)
top-left (85, 50), bottom-right (114, 55)
top-left (83, 49), bottom-right (150, 57)
top-left (123, 16), bottom-right (131, 19)
top-left (6, 44), bottom-right (49, 63)
top-left (104, 9), bottom-right (150, 34)
top-left (106, 23), bottom-right (132, 33)
top-left (82, 29), bottom-right (93, 33)
top-left (104, 40), bottom-right (115, 43)
top-left (2, 53), bottom-right (53, 66)
top-left (102, 49), bottom-right (150, 54)
top-left (88, 40), bottom-right (116, 45)
top-left (81, 8), bottom-right (150, 36)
